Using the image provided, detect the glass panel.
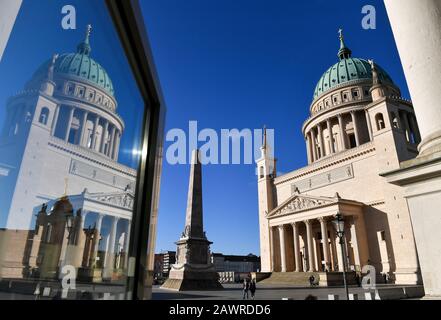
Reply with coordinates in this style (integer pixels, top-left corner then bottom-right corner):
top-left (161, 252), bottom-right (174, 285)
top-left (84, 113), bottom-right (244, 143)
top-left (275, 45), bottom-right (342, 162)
top-left (0, 0), bottom-right (146, 300)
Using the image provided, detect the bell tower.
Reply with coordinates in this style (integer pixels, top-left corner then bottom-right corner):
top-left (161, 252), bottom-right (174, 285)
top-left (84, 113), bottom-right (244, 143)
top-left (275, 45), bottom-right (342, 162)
top-left (256, 127), bottom-right (276, 272)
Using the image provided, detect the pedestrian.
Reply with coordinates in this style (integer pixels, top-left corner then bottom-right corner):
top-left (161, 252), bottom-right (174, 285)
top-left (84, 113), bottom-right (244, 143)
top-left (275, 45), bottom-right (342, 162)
top-left (242, 278), bottom-right (250, 300)
top-left (309, 275), bottom-right (315, 287)
top-left (249, 279), bottom-right (256, 300)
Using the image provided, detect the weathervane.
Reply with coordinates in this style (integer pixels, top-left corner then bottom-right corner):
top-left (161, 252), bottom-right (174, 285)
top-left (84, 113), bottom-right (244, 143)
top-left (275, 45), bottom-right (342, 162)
top-left (338, 28), bottom-right (343, 40)
top-left (86, 24), bottom-right (92, 39)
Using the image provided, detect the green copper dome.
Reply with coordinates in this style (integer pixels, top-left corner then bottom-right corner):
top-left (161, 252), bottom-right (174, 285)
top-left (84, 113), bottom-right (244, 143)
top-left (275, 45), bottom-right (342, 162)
top-left (33, 25), bottom-right (115, 97)
top-left (313, 30), bottom-right (393, 100)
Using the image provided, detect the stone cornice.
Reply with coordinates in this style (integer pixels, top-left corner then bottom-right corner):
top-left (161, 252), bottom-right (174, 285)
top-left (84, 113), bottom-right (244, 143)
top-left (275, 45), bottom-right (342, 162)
top-left (274, 142), bottom-right (376, 185)
top-left (48, 136), bottom-right (137, 177)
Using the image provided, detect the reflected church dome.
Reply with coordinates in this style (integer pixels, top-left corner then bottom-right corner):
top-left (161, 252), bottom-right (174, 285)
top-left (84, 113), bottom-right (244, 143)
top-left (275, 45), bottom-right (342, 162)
top-left (29, 25), bottom-right (115, 98)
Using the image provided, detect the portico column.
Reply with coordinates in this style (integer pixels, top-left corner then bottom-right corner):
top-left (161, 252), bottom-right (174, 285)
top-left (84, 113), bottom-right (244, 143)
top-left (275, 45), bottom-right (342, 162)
top-left (74, 211), bottom-right (87, 267)
top-left (317, 124), bottom-right (324, 158)
top-left (99, 120), bottom-right (109, 153)
top-left (124, 221), bottom-right (131, 268)
top-left (291, 222), bottom-right (301, 272)
top-left (310, 129), bottom-right (317, 162)
top-left (384, 0), bottom-right (441, 154)
top-left (104, 216), bottom-right (119, 278)
top-left (79, 111), bottom-right (89, 146)
top-left (351, 111), bottom-right (360, 146)
top-left (337, 114), bottom-right (346, 151)
top-left (319, 217), bottom-right (330, 271)
top-left (92, 213), bottom-right (104, 268)
top-left (306, 134), bottom-right (312, 164)
top-left (327, 118), bottom-right (335, 154)
top-left (305, 220), bottom-right (315, 271)
top-left (112, 130), bottom-right (120, 160)
top-left (329, 227), bottom-right (337, 271)
top-left (64, 106), bottom-right (75, 142)
top-left (350, 217), bottom-right (361, 269)
top-left (91, 115), bottom-right (100, 150)
top-left (278, 225), bottom-right (287, 272)
top-left (270, 226), bottom-right (276, 271)
top-left (333, 224), bottom-right (344, 271)
top-left (108, 126), bottom-right (116, 157)
top-left (115, 132), bottom-right (121, 160)
top-left (365, 111), bottom-right (373, 141)
top-left (51, 105), bottom-right (60, 136)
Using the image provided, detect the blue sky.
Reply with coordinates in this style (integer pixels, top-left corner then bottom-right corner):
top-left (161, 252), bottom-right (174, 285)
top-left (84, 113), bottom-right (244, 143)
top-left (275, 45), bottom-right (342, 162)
top-left (140, 0), bottom-right (410, 255)
top-left (0, 1), bottom-right (410, 255)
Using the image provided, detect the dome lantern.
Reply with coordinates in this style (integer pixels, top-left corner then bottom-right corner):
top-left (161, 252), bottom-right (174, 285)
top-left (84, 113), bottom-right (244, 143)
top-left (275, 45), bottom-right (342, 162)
top-left (76, 24), bottom-right (92, 56)
top-left (337, 28), bottom-right (352, 60)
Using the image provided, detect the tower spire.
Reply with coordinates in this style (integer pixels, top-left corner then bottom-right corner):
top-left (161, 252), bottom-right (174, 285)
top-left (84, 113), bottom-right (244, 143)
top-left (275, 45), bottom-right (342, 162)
top-left (77, 24), bottom-right (92, 55)
top-left (262, 125), bottom-right (267, 150)
top-left (337, 28), bottom-right (352, 60)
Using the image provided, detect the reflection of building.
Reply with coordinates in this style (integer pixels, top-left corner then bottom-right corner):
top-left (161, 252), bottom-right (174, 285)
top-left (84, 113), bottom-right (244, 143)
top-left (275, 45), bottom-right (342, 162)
top-left (153, 251), bottom-right (176, 279)
top-left (162, 251), bottom-right (176, 277)
top-left (153, 254), bottom-right (164, 279)
top-left (257, 31), bottom-right (422, 285)
top-left (211, 253), bottom-right (260, 273)
top-left (0, 26), bottom-right (135, 280)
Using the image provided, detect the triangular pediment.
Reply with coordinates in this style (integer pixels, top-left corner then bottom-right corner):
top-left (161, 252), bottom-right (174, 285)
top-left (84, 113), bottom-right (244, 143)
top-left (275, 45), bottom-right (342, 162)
top-left (84, 191), bottom-right (135, 210)
top-left (266, 194), bottom-right (337, 218)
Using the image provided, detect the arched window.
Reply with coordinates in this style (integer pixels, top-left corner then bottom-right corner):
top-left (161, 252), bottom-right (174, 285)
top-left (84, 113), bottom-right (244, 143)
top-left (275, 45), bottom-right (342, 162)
top-left (39, 107), bottom-right (50, 125)
top-left (375, 113), bottom-right (385, 130)
top-left (390, 112), bottom-right (399, 129)
top-left (259, 166), bottom-right (264, 179)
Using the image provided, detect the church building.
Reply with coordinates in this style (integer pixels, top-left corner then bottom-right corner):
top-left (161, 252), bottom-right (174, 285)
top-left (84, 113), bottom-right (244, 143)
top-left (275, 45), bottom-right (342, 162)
top-left (0, 26), bottom-right (135, 280)
top-left (257, 30), bottom-right (421, 285)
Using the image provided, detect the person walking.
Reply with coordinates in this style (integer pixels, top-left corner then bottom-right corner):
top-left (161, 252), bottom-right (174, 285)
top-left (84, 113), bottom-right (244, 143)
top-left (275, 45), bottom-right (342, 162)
top-left (242, 278), bottom-right (250, 300)
top-left (249, 279), bottom-right (256, 300)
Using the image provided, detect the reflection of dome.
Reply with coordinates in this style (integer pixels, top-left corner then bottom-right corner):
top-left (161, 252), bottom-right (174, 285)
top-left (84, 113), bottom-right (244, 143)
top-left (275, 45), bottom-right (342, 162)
top-left (31, 26), bottom-right (114, 97)
top-left (313, 58), bottom-right (393, 100)
top-left (51, 196), bottom-right (74, 216)
top-left (312, 31), bottom-right (394, 101)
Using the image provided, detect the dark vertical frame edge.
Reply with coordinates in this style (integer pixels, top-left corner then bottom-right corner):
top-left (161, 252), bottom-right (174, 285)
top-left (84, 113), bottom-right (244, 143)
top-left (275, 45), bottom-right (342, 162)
top-left (105, 0), bottom-right (166, 300)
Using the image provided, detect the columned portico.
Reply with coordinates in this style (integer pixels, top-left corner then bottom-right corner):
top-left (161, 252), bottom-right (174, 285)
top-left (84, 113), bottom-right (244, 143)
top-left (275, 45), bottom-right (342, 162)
top-left (266, 193), bottom-right (368, 275)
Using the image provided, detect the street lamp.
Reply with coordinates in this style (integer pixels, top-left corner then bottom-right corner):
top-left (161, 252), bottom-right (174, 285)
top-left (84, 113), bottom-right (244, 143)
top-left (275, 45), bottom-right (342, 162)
top-left (333, 212), bottom-right (349, 300)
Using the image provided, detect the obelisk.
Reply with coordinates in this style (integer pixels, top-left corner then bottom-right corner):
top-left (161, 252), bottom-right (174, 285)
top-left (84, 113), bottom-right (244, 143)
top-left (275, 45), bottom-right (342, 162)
top-left (162, 149), bottom-right (222, 290)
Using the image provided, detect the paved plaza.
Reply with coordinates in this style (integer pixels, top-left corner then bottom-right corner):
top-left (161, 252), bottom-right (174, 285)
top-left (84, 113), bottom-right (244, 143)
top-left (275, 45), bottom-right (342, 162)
top-left (152, 283), bottom-right (420, 300)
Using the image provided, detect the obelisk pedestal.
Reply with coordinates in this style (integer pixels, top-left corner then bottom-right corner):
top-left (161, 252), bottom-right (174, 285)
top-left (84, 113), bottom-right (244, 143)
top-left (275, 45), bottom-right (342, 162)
top-left (161, 150), bottom-right (222, 291)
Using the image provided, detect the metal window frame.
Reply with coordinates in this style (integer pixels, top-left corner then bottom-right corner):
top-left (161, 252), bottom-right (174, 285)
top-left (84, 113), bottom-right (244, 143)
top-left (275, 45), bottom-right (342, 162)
top-left (106, 0), bottom-right (166, 300)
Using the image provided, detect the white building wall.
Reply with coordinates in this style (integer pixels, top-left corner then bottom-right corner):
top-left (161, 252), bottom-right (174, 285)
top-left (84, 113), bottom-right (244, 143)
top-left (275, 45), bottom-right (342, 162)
top-left (0, 0), bottom-right (22, 62)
